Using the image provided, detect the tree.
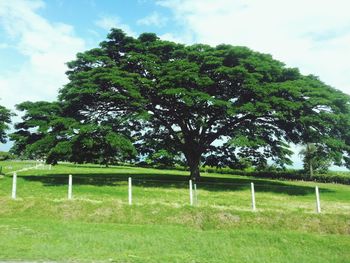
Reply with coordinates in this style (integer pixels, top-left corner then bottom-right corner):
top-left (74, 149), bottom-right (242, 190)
top-left (299, 143), bottom-right (332, 176)
top-left (0, 151), bottom-right (16, 161)
top-left (145, 149), bottom-right (182, 168)
top-left (0, 103), bottom-right (12, 144)
top-left (58, 29), bottom-right (350, 180)
top-left (10, 101), bottom-right (136, 165)
top-left (10, 101), bottom-right (62, 160)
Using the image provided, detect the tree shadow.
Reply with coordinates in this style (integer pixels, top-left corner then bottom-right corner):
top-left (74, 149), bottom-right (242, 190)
top-left (58, 164), bottom-right (135, 170)
top-left (17, 171), bottom-right (334, 196)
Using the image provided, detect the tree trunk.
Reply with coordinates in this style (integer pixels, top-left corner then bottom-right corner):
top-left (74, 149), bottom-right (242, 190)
top-left (186, 152), bottom-right (201, 182)
top-left (307, 143), bottom-right (314, 177)
top-left (309, 160), bottom-right (313, 177)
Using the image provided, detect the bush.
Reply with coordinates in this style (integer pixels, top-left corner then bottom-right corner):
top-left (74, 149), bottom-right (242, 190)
top-left (0, 151), bottom-right (16, 161)
top-left (199, 165), bottom-right (350, 185)
top-left (133, 162), bottom-right (350, 185)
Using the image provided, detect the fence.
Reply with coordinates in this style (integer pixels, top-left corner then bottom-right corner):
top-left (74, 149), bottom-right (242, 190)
top-left (5, 163), bottom-right (51, 175)
top-left (7, 173), bottom-right (325, 214)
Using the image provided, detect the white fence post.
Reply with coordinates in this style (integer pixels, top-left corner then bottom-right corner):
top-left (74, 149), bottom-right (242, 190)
top-left (128, 177), bottom-right (132, 205)
top-left (251, 182), bottom-right (256, 211)
top-left (315, 186), bottom-right (321, 213)
top-left (68, 174), bottom-right (73, 200)
top-left (189, 180), bottom-right (193, 206)
top-left (11, 172), bottom-right (17, 199)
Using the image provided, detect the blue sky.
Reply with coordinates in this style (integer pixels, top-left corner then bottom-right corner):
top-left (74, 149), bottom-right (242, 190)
top-left (0, 0), bottom-right (350, 169)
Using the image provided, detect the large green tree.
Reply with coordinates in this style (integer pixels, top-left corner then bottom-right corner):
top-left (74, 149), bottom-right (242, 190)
top-left (12, 29), bottom-right (349, 179)
top-left (58, 29), bottom-right (350, 180)
top-left (0, 103), bottom-right (11, 144)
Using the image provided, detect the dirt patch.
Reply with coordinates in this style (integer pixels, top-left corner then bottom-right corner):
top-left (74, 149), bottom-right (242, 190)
top-left (217, 212), bottom-right (240, 223)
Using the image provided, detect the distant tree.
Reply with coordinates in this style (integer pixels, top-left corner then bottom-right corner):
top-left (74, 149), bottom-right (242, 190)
top-left (0, 103), bottom-right (11, 144)
top-left (299, 143), bottom-right (332, 176)
top-left (145, 149), bottom-right (182, 168)
top-left (0, 151), bottom-right (16, 161)
top-left (58, 29), bottom-right (350, 180)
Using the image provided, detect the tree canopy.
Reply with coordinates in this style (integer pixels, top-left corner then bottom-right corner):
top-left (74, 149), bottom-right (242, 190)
top-left (11, 29), bottom-right (350, 179)
top-left (10, 100), bottom-right (136, 165)
top-left (0, 103), bottom-right (11, 144)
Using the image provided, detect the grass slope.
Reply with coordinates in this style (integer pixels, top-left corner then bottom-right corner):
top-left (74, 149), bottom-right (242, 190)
top-left (0, 161), bottom-right (349, 262)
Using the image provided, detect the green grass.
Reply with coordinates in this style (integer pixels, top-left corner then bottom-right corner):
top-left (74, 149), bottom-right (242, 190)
top-left (0, 218), bottom-right (349, 263)
top-left (0, 161), bottom-right (349, 262)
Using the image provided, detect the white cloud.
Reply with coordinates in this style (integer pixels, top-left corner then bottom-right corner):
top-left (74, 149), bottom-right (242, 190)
top-left (159, 32), bottom-right (193, 43)
top-left (0, 0), bottom-right (86, 111)
top-left (0, 43), bottom-right (9, 49)
top-left (137, 12), bottom-right (168, 27)
top-left (95, 16), bottom-right (137, 37)
top-left (157, 0), bottom-right (350, 169)
top-left (0, 0), bottom-right (86, 150)
top-left (157, 0), bottom-right (350, 94)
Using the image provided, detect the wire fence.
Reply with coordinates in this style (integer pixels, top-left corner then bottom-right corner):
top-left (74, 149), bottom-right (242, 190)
top-left (3, 170), bottom-right (343, 214)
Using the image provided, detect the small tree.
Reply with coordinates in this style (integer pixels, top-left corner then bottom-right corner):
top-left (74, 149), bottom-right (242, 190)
top-left (0, 151), bottom-right (16, 161)
top-left (145, 149), bottom-right (182, 168)
top-left (299, 143), bottom-right (332, 176)
top-left (0, 103), bottom-right (12, 144)
top-left (0, 103), bottom-right (12, 175)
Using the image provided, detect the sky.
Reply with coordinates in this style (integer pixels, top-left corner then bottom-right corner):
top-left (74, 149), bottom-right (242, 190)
top-left (0, 0), bottom-right (350, 168)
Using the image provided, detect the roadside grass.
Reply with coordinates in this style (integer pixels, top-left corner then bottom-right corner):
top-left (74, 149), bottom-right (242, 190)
top-left (0, 161), bottom-right (349, 262)
top-left (0, 218), bottom-right (349, 263)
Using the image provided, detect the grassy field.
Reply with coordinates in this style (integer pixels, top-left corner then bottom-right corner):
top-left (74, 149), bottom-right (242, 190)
top-left (0, 161), bottom-right (349, 262)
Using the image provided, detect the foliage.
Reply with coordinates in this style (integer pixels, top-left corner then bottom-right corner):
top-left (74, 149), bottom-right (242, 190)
top-left (58, 29), bottom-right (350, 180)
top-left (0, 103), bottom-right (12, 143)
top-left (144, 149), bottom-right (183, 168)
top-left (10, 29), bottom-right (350, 178)
top-left (0, 151), bottom-right (16, 161)
top-left (67, 124), bottom-right (137, 166)
top-left (170, 165), bottom-right (350, 184)
top-left (299, 143), bottom-right (332, 176)
top-left (10, 101), bottom-right (136, 165)
top-left (10, 101), bottom-right (63, 160)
